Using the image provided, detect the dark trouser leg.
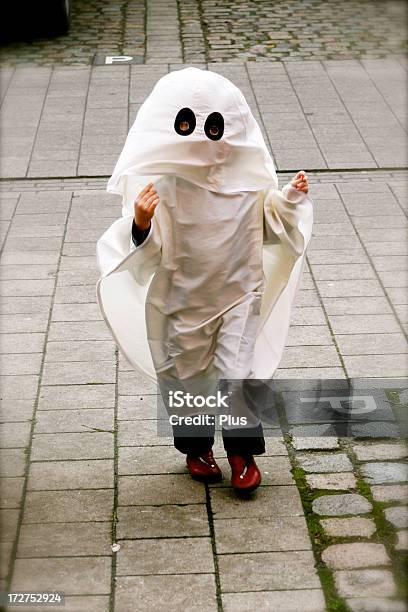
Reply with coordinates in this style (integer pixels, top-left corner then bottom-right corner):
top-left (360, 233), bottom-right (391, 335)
top-left (172, 420), bottom-right (215, 456)
top-left (222, 422), bottom-right (265, 456)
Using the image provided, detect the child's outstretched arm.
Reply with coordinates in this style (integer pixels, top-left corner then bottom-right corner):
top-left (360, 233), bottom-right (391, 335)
top-left (131, 182), bottom-right (160, 248)
top-left (263, 169), bottom-right (313, 257)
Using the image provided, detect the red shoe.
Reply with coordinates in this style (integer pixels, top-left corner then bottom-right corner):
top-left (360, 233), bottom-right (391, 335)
top-left (227, 453), bottom-right (262, 493)
top-left (186, 450), bottom-right (223, 483)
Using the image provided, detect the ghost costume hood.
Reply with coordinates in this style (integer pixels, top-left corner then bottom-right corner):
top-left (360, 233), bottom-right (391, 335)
top-left (96, 67), bottom-right (313, 382)
top-left (107, 66), bottom-right (278, 198)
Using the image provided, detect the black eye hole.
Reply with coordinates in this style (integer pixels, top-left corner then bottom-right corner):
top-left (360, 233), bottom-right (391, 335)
top-left (174, 107), bottom-right (196, 136)
top-left (204, 112), bottom-right (224, 141)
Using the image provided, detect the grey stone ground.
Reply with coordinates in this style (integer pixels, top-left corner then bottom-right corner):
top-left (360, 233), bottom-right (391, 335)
top-left (0, 1), bottom-right (407, 611)
top-left (0, 0), bottom-right (407, 65)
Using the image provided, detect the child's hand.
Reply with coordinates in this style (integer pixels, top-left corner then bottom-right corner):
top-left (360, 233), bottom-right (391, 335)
top-left (134, 182), bottom-right (160, 231)
top-left (291, 170), bottom-right (309, 193)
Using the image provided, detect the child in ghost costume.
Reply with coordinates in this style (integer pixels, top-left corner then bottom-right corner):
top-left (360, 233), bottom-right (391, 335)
top-left (96, 67), bottom-right (313, 492)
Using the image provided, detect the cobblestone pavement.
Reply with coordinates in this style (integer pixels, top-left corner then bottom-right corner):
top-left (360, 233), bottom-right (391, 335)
top-left (1, 59), bottom-right (407, 180)
top-left (0, 4), bottom-right (408, 610)
top-left (0, 168), bottom-right (407, 610)
top-left (0, 0), bottom-right (407, 66)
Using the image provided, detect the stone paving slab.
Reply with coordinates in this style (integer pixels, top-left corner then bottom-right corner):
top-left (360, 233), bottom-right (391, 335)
top-left (222, 589), bottom-right (326, 612)
top-left (115, 574), bottom-right (217, 612)
top-left (218, 550), bottom-right (321, 592)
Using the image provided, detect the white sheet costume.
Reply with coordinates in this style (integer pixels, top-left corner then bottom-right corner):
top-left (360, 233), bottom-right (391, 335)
top-left (96, 67), bottom-right (313, 406)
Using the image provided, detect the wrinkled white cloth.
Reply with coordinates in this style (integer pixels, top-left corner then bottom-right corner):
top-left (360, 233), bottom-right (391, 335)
top-left (96, 67), bottom-right (313, 384)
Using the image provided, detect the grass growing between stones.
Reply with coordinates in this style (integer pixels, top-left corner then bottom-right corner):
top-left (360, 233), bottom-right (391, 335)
top-left (286, 442), bottom-right (348, 612)
top-left (349, 443), bottom-right (408, 604)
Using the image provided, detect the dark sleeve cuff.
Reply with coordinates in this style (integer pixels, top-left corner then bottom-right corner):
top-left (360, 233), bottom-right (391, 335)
top-left (131, 220), bottom-right (151, 247)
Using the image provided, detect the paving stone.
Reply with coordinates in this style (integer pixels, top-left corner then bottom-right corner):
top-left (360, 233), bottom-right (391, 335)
top-left (38, 384), bottom-right (115, 410)
top-left (222, 590), bottom-right (326, 612)
top-left (0, 540), bottom-right (13, 580)
top-left (371, 484), bottom-right (408, 503)
top-left (0, 375), bottom-right (38, 400)
top-left (361, 462), bottom-right (408, 484)
top-left (41, 361), bottom-right (115, 385)
top-left (322, 542), bottom-right (390, 570)
top-left (48, 321), bottom-right (111, 342)
top-left (0, 264), bottom-right (57, 282)
top-left (297, 453), bottom-right (353, 473)
top-left (345, 598), bottom-right (407, 612)
top-left (0, 353), bottom-right (42, 376)
top-left (316, 279), bottom-right (383, 298)
top-left (0, 333), bottom-right (45, 354)
top-left (218, 550), bottom-right (320, 592)
top-left (115, 574), bottom-right (217, 612)
top-left (11, 557), bottom-right (111, 594)
top-left (329, 314), bottom-right (401, 335)
top-left (276, 366), bottom-right (347, 380)
top-left (117, 537), bottom-right (213, 575)
top-left (118, 419), bottom-right (173, 447)
top-left (118, 370), bottom-right (157, 394)
top-left (292, 430), bottom-right (340, 450)
top-left (306, 472), bottom-right (357, 490)
top-left (0, 398), bottom-right (34, 423)
top-left (0, 279), bottom-right (54, 297)
top-left (117, 504), bottom-right (209, 539)
top-left (45, 340), bottom-right (116, 362)
top-left (335, 333), bottom-right (408, 355)
top-left (214, 516), bottom-right (311, 553)
top-left (322, 298), bottom-right (392, 318)
top-left (290, 307), bottom-right (327, 326)
top-left (0, 297), bottom-right (51, 315)
top-left (31, 432), bottom-right (114, 460)
top-left (0, 449), bottom-right (26, 477)
top-left (51, 302), bottom-right (102, 322)
top-left (0, 477), bottom-right (24, 508)
top-left (1, 251), bottom-right (59, 266)
top-left (353, 443), bottom-right (407, 461)
top-left (343, 354), bottom-right (408, 378)
top-left (57, 269), bottom-right (99, 287)
top-left (50, 596), bottom-right (109, 612)
top-left (0, 421), bottom-right (32, 448)
top-left (0, 508), bottom-right (19, 542)
top-left (334, 569), bottom-right (397, 598)
top-left (279, 345), bottom-right (341, 368)
top-left (384, 506), bottom-right (408, 529)
top-left (17, 522), bottom-right (111, 557)
top-left (312, 493), bottom-right (372, 516)
top-left (395, 529), bottom-right (408, 552)
top-left (23, 490), bottom-right (113, 523)
top-left (34, 408), bottom-right (114, 434)
top-left (54, 284), bottom-right (98, 304)
top-left (210, 485), bottom-right (304, 519)
top-left (118, 445), bottom-right (185, 475)
top-left (349, 421), bottom-right (401, 439)
top-left (0, 314), bottom-right (48, 334)
top-left (117, 395), bottom-right (159, 420)
top-left (321, 517), bottom-right (376, 538)
top-left (119, 474), bottom-right (205, 506)
top-left (28, 459), bottom-right (114, 490)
